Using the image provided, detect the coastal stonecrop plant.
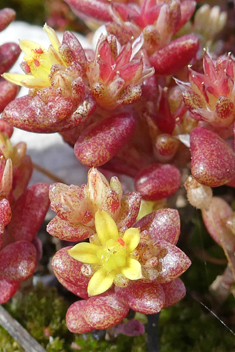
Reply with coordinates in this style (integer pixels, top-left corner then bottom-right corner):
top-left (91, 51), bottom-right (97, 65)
top-left (1, 0), bottom-right (235, 344)
top-left (49, 168), bottom-right (190, 332)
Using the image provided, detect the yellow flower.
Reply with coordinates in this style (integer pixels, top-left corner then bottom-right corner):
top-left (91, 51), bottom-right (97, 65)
top-left (2, 24), bottom-right (65, 89)
top-left (68, 210), bottom-right (142, 296)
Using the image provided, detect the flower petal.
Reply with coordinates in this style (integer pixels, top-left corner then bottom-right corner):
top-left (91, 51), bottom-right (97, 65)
top-left (68, 243), bottom-right (101, 264)
top-left (88, 267), bottom-right (116, 296)
top-left (2, 73), bottom-right (31, 87)
top-left (121, 258), bottom-right (142, 280)
top-left (123, 228), bottom-right (140, 252)
top-left (2, 73), bottom-right (49, 88)
top-left (44, 23), bottom-right (60, 51)
top-left (19, 40), bottom-right (46, 56)
top-left (95, 210), bottom-right (119, 245)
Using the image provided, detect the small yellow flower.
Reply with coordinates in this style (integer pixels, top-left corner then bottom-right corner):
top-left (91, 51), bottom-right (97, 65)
top-left (2, 24), bottom-right (65, 89)
top-left (68, 210), bottom-right (142, 296)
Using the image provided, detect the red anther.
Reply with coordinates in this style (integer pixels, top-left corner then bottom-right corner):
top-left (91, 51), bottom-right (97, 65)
top-left (25, 63), bottom-right (31, 73)
top-left (34, 59), bottom-right (40, 67)
top-left (117, 238), bottom-right (125, 246)
top-left (35, 48), bottom-right (43, 54)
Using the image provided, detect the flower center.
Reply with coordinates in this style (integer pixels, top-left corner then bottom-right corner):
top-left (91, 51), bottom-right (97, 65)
top-left (24, 48), bottom-right (51, 79)
top-left (96, 238), bottom-right (127, 272)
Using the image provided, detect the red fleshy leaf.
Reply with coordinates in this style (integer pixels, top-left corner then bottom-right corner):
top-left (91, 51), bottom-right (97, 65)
top-left (0, 240), bottom-right (37, 281)
top-left (115, 281), bottom-right (165, 314)
top-left (150, 34), bottom-right (199, 76)
top-left (134, 209), bottom-right (180, 245)
top-left (190, 127), bottom-right (235, 187)
top-left (135, 163), bottom-right (181, 201)
top-left (74, 112), bottom-right (136, 167)
top-left (7, 183), bottom-right (49, 242)
top-left (162, 278), bottom-right (186, 308)
top-left (84, 292), bottom-right (129, 329)
top-left (0, 279), bottom-right (20, 304)
top-left (66, 300), bottom-right (93, 333)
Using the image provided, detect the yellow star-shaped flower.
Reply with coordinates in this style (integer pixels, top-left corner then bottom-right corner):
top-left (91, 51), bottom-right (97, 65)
top-left (68, 210), bottom-right (142, 296)
top-left (2, 24), bottom-right (65, 89)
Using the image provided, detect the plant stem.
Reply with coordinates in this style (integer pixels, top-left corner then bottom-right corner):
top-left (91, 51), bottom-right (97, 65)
top-left (0, 305), bottom-right (46, 352)
top-left (147, 313), bottom-right (160, 352)
top-left (33, 162), bottom-right (67, 184)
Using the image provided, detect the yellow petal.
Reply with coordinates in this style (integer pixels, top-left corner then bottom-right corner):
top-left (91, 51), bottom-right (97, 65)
top-left (88, 267), bottom-right (116, 296)
top-left (47, 46), bottom-right (65, 66)
top-left (2, 73), bottom-right (49, 88)
top-left (20, 76), bottom-right (50, 88)
top-left (121, 258), bottom-right (142, 280)
top-left (43, 23), bottom-right (61, 51)
top-left (95, 210), bottom-right (119, 245)
top-left (19, 40), bottom-right (46, 56)
top-left (68, 243), bottom-right (101, 264)
top-left (2, 73), bottom-right (30, 87)
top-left (123, 228), bottom-right (140, 252)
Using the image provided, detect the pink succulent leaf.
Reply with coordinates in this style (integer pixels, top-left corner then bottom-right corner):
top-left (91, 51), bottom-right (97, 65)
top-left (162, 278), bottom-right (186, 308)
top-left (0, 43), bottom-right (21, 74)
top-left (47, 216), bottom-right (94, 241)
top-left (113, 319), bottom-right (145, 337)
top-left (0, 240), bottom-right (37, 281)
top-left (0, 198), bottom-right (11, 235)
top-left (152, 240), bottom-right (191, 284)
top-left (0, 8), bottom-right (16, 31)
top-left (134, 209), bottom-right (180, 245)
top-left (0, 279), bottom-right (20, 304)
top-left (66, 300), bottom-right (93, 333)
top-left (12, 155), bottom-right (33, 201)
top-left (2, 88), bottom-right (96, 133)
top-left (0, 121), bottom-right (13, 138)
top-left (116, 192), bottom-right (141, 230)
top-left (64, 0), bottom-right (112, 23)
top-left (74, 112), bottom-right (136, 167)
top-left (115, 281), bottom-right (165, 314)
top-left (178, 0), bottom-right (196, 30)
top-left (134, 163), bottom-right (181, 201)
top-left (62, 31), bottom-right (87, 70)
top-left (52, 247), bottom-right (90, 290)
top-left (49, 183), bottom-right (89, 223)
top-left (202, 197), bottom-right (235, 252)
top-left (83, 292), bottom-right (129, 330)
top-left (7, 183), bottom-right (49, 242)
top-left (54, 272), bottom-right (89, 299)
top-left (150, 34), bottom-right (199, 76)
top-left (155, 87), bottom-right (176, 134)
top-left (0, 80), bottom-right (19, 113)
top-left (190, 127), bottom-right (235, 187)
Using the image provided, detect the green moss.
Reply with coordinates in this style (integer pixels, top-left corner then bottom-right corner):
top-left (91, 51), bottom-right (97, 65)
top-left (1, 284), bottom-right (147, 352)
top-left (159, 298), bottom-right (235, 352)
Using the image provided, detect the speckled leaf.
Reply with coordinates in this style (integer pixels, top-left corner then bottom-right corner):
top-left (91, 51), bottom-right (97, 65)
top-left (47, 215), bottom-right (94, 241)
top-left (134, 209), bottom-right (180, 244)
top-left (116, 192), bottom-right (141, 230)
top-left (191, 127), bottom-right (235, 187)
top-left (52, 247), bottom-right (90, 289)
top-left (150, 34), bottom-right (199, 76)
top-left (0, 279), bottom-right (20, 304)
top-left (162, 278), bottom-right (186, 308)
top-left (152, 240), bottom-right (191, 283)
top-left (135, 163), bottom-right (181, 201)
top-left (115, 281), bottom-right (165, 314)
top-left (0, 240), bottom-right (37, 281)
top-left (7, 183), bottom-right (49, 242)
top-left (84, 293), bottom-right (129, 329)
top-left (202, 197), bottom-right (235, 252)
top-left (66, 300), bottom-right (93, 333)
top-left (74, 112), bottom-right (136, 167)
